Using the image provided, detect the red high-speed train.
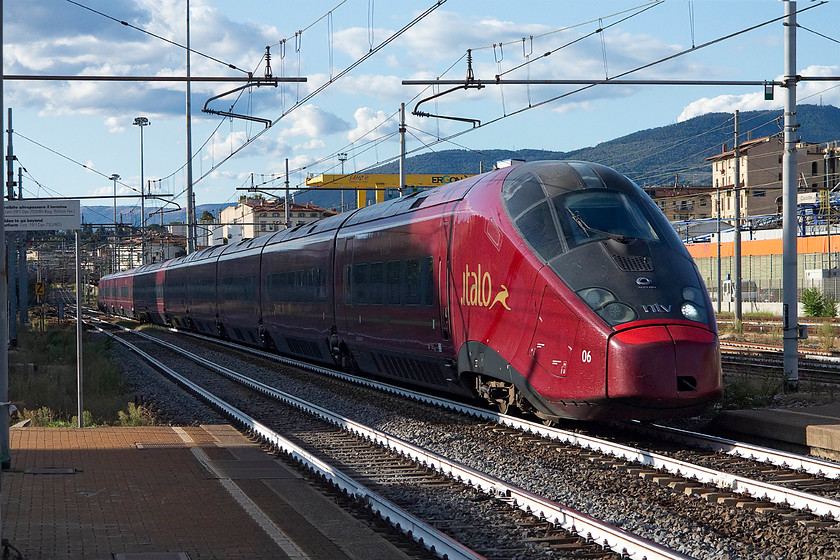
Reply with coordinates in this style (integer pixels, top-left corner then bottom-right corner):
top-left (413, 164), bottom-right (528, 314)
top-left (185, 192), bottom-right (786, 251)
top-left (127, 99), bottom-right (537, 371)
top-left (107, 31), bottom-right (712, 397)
top-left (99, 161), bottom-right (722, 421)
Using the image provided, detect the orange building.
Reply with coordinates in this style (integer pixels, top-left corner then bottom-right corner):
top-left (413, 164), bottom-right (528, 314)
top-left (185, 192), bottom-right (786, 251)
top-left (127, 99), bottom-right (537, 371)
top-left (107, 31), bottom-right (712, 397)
top-left (688, 234), bottom-right (840, 301)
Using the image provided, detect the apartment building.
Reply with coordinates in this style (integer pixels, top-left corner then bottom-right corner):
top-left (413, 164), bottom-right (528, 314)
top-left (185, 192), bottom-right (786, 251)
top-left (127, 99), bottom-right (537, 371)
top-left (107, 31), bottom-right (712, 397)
top-left (706, 135), bottom-right (840, 219)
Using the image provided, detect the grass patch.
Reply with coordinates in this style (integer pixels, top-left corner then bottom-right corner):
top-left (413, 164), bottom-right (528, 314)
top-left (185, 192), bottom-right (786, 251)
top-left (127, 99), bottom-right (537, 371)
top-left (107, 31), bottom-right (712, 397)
top-left (717, 374), bottom-right (783, 410)
top-left (9, 325), bottom-right (158, 426)
top-left (817, 321), bottom-right (837, 351)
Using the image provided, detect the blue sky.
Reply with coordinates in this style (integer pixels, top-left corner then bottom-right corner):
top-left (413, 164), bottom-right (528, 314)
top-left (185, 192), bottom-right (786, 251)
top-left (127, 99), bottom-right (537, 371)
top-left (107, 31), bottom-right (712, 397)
top-left (5, 0), bottom-right (840, 222)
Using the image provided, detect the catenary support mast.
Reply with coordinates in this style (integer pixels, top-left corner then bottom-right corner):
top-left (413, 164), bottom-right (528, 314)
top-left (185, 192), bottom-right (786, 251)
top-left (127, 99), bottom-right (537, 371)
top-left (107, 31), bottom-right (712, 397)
top-left (782, 0), bottom-right (800, 389)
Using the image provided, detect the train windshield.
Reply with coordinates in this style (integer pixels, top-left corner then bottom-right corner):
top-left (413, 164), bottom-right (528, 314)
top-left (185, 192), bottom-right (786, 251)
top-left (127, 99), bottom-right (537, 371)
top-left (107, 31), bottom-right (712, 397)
top-left (559, 190), bottom-right (659, 248)
top-left (502, 161), bottom-right (666, 262)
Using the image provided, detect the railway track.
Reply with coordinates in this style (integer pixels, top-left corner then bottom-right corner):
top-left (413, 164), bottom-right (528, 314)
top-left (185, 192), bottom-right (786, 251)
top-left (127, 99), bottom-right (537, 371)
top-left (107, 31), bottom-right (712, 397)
top-left (721, 341), bottom-right (840, 385)
top-left (89, 316), bottom-right (840, 558)
top-left (93, 320), bottom-right (669, 560)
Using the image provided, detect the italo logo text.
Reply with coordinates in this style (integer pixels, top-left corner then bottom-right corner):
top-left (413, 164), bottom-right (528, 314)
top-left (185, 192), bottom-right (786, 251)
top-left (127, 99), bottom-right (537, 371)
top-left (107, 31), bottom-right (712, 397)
top-left (461, 264), bottom-right (511, 310)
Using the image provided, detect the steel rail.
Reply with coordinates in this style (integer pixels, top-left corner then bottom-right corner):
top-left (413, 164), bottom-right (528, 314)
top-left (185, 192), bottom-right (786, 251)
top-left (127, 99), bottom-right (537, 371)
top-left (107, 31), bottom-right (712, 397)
top-left (94, 325), bottom-right (485, 560)
top-left (646, 422), bottom-right (840, 479)
top-left (115, 325), bottom-right (691, 560)
top-left (107, 322), bottom-right (840, 520)
top-left (722, 342), bottom-right (840, 364)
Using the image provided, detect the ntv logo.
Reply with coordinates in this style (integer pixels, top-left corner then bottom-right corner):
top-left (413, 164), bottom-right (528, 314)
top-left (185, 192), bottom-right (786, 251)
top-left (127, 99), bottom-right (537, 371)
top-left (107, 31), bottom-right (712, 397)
top-left (460, 264), bottom-right (511, 311)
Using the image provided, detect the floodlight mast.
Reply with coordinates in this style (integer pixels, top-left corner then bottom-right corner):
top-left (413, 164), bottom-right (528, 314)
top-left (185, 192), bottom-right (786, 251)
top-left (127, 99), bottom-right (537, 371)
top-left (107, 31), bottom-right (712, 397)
top-left (133, 116), bottom-right (150, 265)
top-left (110, 173), bottom-right (120, 272)
top-left (186, 0), bottom-right (195, 254)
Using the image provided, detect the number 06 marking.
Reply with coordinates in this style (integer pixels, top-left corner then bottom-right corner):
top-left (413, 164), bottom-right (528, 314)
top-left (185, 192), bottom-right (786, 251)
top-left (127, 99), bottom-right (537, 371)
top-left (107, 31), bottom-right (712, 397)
top-left (581, 350), bottom-right (591, 363)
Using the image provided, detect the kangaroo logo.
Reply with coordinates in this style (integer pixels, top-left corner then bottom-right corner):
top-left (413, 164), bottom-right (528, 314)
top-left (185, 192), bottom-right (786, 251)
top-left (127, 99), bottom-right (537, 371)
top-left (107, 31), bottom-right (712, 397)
top-left (461, 264), bottom-right (512, 311)
top-left (489, 285), bottom-right (511, 310)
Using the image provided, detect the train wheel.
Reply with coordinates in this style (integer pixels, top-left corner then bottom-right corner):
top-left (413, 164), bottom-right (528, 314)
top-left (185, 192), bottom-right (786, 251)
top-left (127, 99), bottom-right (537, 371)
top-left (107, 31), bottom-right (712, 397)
top-left (477, 377), bottom-right (516, 415)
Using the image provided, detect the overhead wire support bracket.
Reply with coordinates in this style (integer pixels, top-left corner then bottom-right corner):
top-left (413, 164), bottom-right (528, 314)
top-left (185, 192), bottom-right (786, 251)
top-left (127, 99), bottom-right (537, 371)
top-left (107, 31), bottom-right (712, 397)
top-left (412, 49), bottom-right (484, 127)
top-left (202, 47), bottom-right (304, 128)
top-left (202, 80), bottom-right (278, 128)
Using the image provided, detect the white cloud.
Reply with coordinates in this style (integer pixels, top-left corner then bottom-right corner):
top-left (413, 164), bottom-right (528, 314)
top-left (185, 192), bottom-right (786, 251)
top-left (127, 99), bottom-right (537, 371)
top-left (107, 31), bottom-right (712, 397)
top-left (333, 74), bottom-right (404, 102)
top-left (203, 130), bottom-right (276, 163)
top-left (104, 117), bottom-right (128, 134)
top-left (347, 107), bottom-right (395, 143)
top-left (677, 93), bottom-right (777, 122)
top-left (294, 139), bottom-right (326, 151)
top-left (677, 66), bottom-right (840, 121)
top-left (279, 105), bottom-right (351, 138)
top-left (5, 0), bottom-right (278, 117)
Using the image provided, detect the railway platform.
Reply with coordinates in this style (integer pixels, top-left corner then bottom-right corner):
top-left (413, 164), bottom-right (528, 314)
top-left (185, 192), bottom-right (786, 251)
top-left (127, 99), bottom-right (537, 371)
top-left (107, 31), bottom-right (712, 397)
top-left (0, 424), bottom-right (413, 560)
top-left (710, 404), bottom-right (840, 461)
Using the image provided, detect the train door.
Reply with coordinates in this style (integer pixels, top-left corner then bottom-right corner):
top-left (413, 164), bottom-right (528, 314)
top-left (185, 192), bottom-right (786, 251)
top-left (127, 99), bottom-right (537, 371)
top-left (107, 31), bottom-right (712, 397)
top-left (438, 210), bottom-right (454, 344)
top-left (336, 235), bottom-right (351, 336)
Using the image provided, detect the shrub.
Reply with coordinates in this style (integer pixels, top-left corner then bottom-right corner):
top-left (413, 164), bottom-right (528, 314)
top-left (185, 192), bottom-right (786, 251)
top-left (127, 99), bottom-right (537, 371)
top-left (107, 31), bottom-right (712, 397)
top-left (801, 288), bottom-right (838, 318)
top-left (117, 402), bottom-right (158, 426)
top-left (11, 325), bottom-right (129, 425)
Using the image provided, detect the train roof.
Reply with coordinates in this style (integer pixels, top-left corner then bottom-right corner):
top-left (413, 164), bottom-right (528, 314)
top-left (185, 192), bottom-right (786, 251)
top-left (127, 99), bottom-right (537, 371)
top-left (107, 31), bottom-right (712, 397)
top-left (218, 233), bottom-right (273, 256)
top-left (134, 260), bottom-right (170, 274)
top-left (339, 173), bottom-right (487, 228)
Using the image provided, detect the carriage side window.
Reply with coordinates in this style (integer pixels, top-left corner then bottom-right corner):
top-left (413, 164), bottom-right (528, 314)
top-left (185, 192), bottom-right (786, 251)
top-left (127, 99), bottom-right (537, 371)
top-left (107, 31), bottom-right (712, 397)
top-left (222, 275), bottom-right (256, 301)
top-left (348, 257), bottom-right (434, 307)
top-left (404, 259), bottom-right (420, 305)
top-left (422, 256), bottom-right (434, 306)
top-left (344, 266), bottom-right (352, 304)
top-left (192, 278), bottom-right (212, 303)
top-left (121, 286), bottom-right (129, 298)
top-left (316, 267), bottom-right (327, 302)
top-left (155, 282), bottom-right (163, 300)
top-left (221, 277), bottom-right (234, 301)
top-left (387, 260), bottom-right (402, 304)
top-left (369, 262), bottom-right (384, 304)
top-left (353, 263), bottom-right (369, 304)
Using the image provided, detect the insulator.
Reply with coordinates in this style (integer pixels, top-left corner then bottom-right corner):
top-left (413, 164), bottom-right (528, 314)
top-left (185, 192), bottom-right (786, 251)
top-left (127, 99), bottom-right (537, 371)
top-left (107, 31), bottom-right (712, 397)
top-left (264, 46), bottom-right (272, 79)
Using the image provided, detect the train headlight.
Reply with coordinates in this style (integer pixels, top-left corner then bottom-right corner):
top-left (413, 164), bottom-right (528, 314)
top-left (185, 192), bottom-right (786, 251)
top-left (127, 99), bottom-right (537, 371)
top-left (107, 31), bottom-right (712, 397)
top-left (680, 302), bottom-right (704, 322)
top-left (682, 287), bottom-right (703, 303)
top-left (598, 302), bottom-right (637, 326)
top-left (578, 287), bottom-right (616, 308)
top-left (577, 287), bottom-right (637, 326)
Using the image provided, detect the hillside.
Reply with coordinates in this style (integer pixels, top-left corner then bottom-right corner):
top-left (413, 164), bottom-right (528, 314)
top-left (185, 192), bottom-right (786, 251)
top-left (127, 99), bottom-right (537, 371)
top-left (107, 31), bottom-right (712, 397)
top-left (369, 104), bottom-right (840, 186)
top-left (83, 104), bottom-right (840, 223)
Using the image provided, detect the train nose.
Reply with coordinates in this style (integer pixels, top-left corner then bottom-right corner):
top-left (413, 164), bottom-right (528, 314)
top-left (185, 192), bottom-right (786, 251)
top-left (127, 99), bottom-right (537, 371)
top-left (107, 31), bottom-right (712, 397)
top-left (606, 324), bottom-right (722, 404)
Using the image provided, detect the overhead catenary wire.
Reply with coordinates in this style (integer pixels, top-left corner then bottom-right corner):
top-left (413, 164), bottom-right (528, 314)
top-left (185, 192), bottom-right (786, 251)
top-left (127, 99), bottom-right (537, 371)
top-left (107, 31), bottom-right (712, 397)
top-left (469, 1), bottom-right (663, 54)
top-left (495, 1), bottom-right (662, 80)
top-left (64, 0), bottom-right (249, 74)
top-left (284, 4), bottom-right (835, 201)
top-left (796, 22), bottom-right (840, 45)
top-left (14, 131), bottom-right (140, 196)
top-left (398, 1), bottom-right (828, 180)
top-left (194, 0), bottom-right (449, 186)
top-left (201, 37), bottom-right (472, 193)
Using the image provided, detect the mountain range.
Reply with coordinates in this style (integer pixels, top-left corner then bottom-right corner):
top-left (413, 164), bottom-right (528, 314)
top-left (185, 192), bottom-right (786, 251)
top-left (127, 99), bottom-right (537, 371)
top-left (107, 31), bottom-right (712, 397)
top-left (83, 104), bottom-right (840, 226)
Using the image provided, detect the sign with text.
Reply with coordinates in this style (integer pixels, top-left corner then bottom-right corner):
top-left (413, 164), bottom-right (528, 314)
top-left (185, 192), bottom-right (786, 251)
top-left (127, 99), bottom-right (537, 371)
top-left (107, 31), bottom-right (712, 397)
top-left (4, 200), bottom-right (81, 231)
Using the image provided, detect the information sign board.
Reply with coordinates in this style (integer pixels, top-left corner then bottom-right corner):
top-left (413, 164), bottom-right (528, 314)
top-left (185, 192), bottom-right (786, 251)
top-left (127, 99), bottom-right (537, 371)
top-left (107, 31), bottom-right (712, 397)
top-left (4, 200), bottom-right (81, 231)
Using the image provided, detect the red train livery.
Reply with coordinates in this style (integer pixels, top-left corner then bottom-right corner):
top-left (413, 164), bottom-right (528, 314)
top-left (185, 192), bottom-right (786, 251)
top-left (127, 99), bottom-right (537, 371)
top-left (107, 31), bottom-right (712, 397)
top-left (99, 161), bottom-right (722, 421)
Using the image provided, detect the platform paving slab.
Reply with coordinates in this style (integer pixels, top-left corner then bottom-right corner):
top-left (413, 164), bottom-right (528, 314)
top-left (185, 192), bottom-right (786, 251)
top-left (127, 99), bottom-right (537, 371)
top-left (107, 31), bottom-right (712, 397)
top-left (710, 404), bottom-right (840, 460)
top-left (1, 425), bottom-right (413, 560)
